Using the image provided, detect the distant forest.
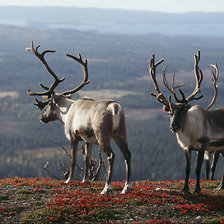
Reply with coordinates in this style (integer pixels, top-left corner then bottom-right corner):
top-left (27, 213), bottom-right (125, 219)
top-left (0, 21), bottom-right (224, 183)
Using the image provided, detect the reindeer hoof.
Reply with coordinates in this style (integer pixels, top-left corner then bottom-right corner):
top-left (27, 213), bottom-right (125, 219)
top-left (121, 183), bottom-right (132, 194)
top-left (100, 188), bottom-right (112, 195)
top-left (193, 189), bottom-right (202, 195)
top-left (100, 183), bottom-right (112, 194)
top-left (64, 178), bottom-right (72, 184)
top-left (215, 184), bottom-right (224, 191)
top-left (181, 189), bottom-right (191, 195)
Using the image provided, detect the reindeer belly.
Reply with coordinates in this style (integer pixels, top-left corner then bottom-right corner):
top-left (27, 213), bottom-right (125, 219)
top-left (177, 130), bottom-right (224, 152)
top-left (74, 126), bottom-right (98, 145)
top-left (206, 139), bottom-right (224, 152)
top-left (80, 129), bottom-right (98, 144)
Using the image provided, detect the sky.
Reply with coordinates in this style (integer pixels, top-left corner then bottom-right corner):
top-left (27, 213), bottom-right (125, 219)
top-left (0, 0), bottom-right (223, 13)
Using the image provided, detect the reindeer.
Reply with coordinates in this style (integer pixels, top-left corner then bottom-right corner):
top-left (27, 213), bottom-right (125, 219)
top-left (26, 42), bottom-right (131, 194)
top-left (149, 51), bottom-right (224, 194)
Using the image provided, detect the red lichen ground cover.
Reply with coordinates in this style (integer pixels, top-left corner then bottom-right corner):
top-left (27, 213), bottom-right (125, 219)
top-left (0, 177), bottom-right (223, 223)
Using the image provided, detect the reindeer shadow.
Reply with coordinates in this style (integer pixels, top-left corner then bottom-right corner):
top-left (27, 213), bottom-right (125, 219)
top-left (166, 181), bottom-right (224, 213)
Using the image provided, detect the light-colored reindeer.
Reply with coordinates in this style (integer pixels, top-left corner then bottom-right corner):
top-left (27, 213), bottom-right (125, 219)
top-left (26, 42), bottom-right (131, 194)
top-left (149, 51), bottom-right (224, 194)
top-left (205, 151), bottom-right (220, 180)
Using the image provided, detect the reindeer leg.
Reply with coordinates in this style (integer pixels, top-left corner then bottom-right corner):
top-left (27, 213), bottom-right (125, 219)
top-left (114, 136), bottom-right (132, 194)
top-left (211, 151), bottom-right (219, 180)
top-left (82, 143), bottom-right (92, 183)
top-left (65, 139), bottom-right (78, 184)
top-left (182, 149), bottom-right (192, 194)
top-left (100, 142), bottom-right (115, 194)
top-left (216, 151), bottom-right (224, 191)
top-left (217, 172), bottom-right (224, 191)
top-left (194, 147), bottom-right (205, 194)
top-left (205, 159), bottom-right (210, 180)
top-left (205, 152), bottom-right (211, 180)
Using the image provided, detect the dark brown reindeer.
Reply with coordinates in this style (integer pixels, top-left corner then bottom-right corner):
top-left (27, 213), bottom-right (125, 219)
top-left (149, 51), bottom-right (224, 194)
top-left (26, 42), bottom-right (131, 194)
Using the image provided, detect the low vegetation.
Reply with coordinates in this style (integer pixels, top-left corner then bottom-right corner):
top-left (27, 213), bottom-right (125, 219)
top-left (0, 177), bottom-right (223, 223)
top-left (0, 22), bottom-right (224, 224)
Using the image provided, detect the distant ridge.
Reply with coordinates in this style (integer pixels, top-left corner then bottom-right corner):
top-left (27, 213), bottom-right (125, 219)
top-left (0, 6), bottom-right (224, 36)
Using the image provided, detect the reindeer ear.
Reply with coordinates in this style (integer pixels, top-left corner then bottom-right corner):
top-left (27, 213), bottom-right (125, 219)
top-left (163, 105), bottom-right (170, 112)
top-left (51, 94), bottom-right (58, 104)
top-left (183, 104), bottom-right (191, 112)
top-left (53, 97), bottom-right (58, 104)
top-left (52, 94), bottom-right (62, 104)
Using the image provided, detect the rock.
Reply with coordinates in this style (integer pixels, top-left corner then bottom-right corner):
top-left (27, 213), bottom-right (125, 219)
top-left (194, 216), bottom-right (202, 223)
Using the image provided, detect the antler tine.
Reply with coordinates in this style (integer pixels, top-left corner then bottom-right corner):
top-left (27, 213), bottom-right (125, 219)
top-left (185, 50), bottom-right (203, 102)
top-left (149, 54), bottom-right (170, 106)
top-left (26, 41), bottom-right (65, 98)
top-left (39, 83), bottom-right (49, 91)
top-left (34, 98), bottom-right (51, 110)
top-left (61, 53), bottom-right (90, 95)
top-left (206, 64), bottom-right (219, 110)
top-left (162, 66), bottom-right (185, 103)
top-left (162, 66), bottom-right (173, 93)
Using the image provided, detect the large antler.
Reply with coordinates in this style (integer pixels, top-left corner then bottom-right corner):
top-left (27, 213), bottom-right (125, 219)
top-left (186, 50), bottom-right (203, 102)
top-left (206, 64), bottom-right (219, 110)
top-left (173, 51), bottom-right (203, 104)
top-left (162, 66), bottom-right (185, 103)
top-left (149, 54), bottom-right (170, 106)
top-left (61, 53), bottom-right (90, 95)
top-left (26, 41), bottom-right (65, 99)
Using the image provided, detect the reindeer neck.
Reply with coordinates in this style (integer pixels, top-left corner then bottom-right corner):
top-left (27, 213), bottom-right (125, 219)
top-left (55, 98), bottom-right (75, 124)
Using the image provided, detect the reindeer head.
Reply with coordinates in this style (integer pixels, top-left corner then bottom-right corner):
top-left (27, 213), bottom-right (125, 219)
top-left (168, 103), bottom-right (192, 132)
top-left (149, 51), bottom-right (219, 133)
top-left (39, 99), bottom-right (57, 123)
top-left (39, 94), bottom-right (74, 123)
top-left (26, 42), bottom-right (90, 123)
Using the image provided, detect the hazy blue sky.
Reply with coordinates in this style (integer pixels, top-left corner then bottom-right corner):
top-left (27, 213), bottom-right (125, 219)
top-left (0, 0), bottom-right (223, 13)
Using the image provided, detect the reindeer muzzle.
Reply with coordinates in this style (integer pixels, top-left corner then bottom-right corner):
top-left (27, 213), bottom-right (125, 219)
top-left (39, 114), bottom-right (49, 123)
top-left (170, 122), bottom-right (180, 133)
